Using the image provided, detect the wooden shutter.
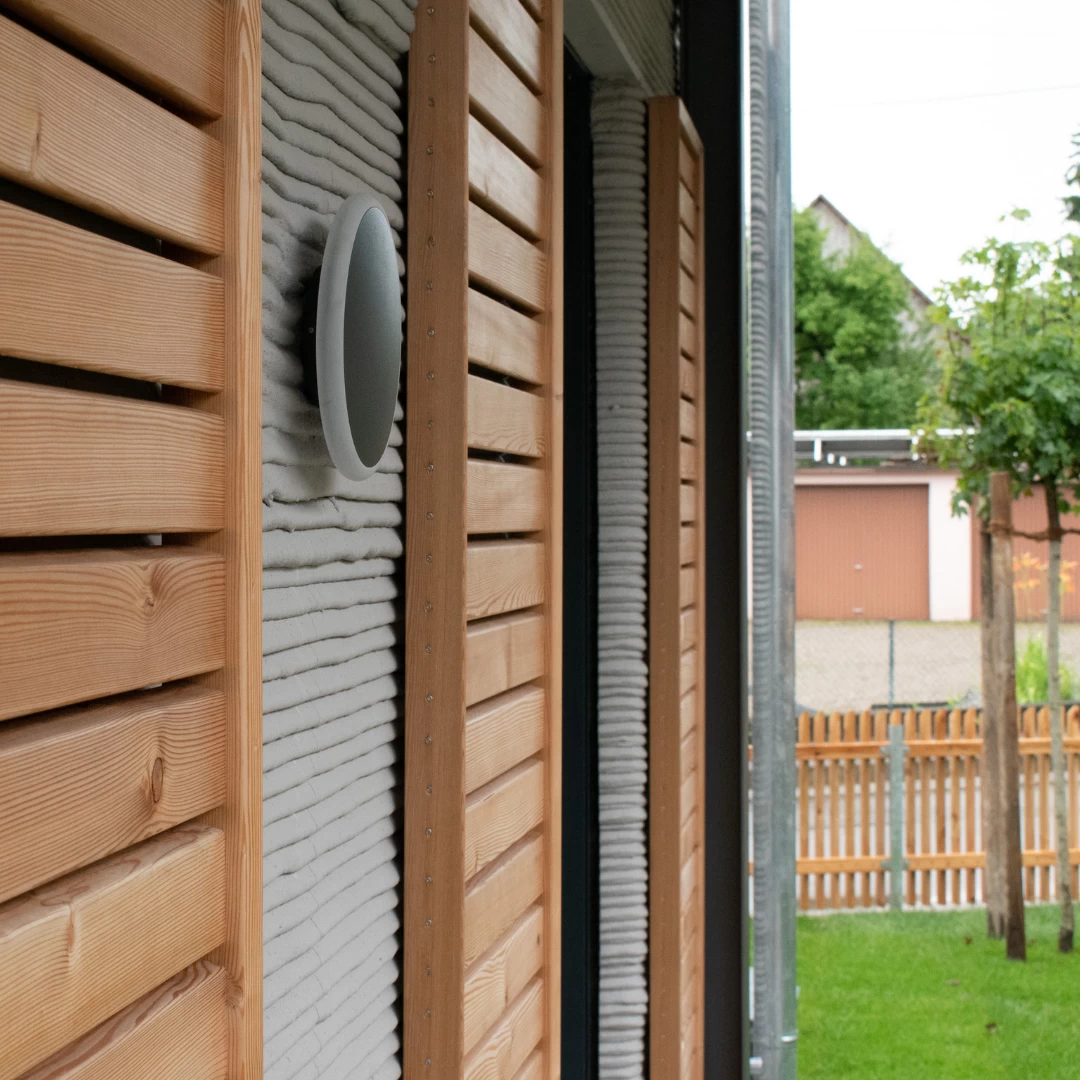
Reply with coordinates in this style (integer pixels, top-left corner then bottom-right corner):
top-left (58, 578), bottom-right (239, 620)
top-left (405, 1), bottom-right (562, 1076)
top-left (648, 96), bottom-right (706, 1080)
top-left (0, 2), bottom-right (262, 1078)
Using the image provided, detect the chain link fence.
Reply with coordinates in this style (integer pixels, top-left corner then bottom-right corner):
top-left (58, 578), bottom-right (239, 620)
top-left (795, 619), bottom-right (1080, 714)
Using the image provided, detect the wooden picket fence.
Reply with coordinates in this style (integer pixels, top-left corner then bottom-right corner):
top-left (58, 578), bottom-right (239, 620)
top-left (751, 706), bottom-right (1080, 909)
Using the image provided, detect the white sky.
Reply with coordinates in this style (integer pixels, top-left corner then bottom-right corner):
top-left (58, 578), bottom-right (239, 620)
top-left (791, 0), bottom-right (1080, 298)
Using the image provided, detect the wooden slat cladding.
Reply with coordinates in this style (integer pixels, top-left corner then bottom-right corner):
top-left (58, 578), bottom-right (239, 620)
top-left (649, 97), bottom-right (706, 1080)
top-left (468, 27), bottom-right (544, 166)
top-left (0, 380), bottom-right (224, 535)
top-left (463, 904), bottom-right (544, 1056)
top-left (0, 15), bottom-right (224, 253)
top-left (0, 549), bottom-right (225, 721)
top-left (408, 0), bottom-right (561, 1073)
top-left (466, 686), bottom-right (547, 794)
top-left (0, 4), bottom-right (262, 1078)
top-left (0, 202), bottom-right (224, 390)
top-left (466, 612), bottom-right (546, 706)
top-left (20, 961), bottom-right (227, 1080)
top-left (0, 685), bottom-right (225, 901)
top-left (468, 289), bottom-right (544, 384)
top-left (469, 115), bottom-right (543, 239)
top-left (465, 759), bottom-right (545, 880)
top-left (463, 976), bottom-right (544, 1080)
top-left (467, 539), bottom-right (546, 620)
top-left (467, 459), bottom-right (546, 534)
top-left (469, 0), bottom-right (543, 91)
top-left (464, 833), bottom-right (545, 968)
top-left (469, 202), bottom-right (546, 312)
top-left (0, 825), bottom-right (225, 1080)
top-left (468, 375), bottom-right (546, 458)
top-left (3, 0), bottom-right (224, 118)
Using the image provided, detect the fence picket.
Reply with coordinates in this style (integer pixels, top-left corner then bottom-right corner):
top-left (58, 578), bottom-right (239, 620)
top-left (1071, 707), bottom-right (1080, 898)
top-left (948, 709), bottom-right (961, 905)
top-left (905, 709), bottom-right (916, 906)
top-left (798, 711), bottom-right (810, 911)
top-left (1023, 706), bottom-right (1036, 900)
top-left (919, 710), bottom-right (932, 905)
top-left (1039, 707), bottom-right (1051, 899)
top-left (935, 709), bottom-right (948, 905)
top-left (813, 711), bottom-right (826, 909)
top-left (964, 708), bottom-right (978, 903)
top-left (828, 711), bottom-right (843, 909)
top-left (844, 710), bottom-right (857, 907)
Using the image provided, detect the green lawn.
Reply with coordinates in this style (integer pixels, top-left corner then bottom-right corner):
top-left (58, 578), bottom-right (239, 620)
top-left (797, 906), bottom-right (1080, 1079)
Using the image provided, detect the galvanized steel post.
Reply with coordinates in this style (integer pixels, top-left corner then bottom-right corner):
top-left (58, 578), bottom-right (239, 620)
top-left (748, 0), bottom-right (797, 1075)
top-left (882, 723), bottom-right (908, 912)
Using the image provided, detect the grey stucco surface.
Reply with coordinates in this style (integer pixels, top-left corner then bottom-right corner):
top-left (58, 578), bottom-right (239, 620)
top-left (260, 1), bottom-right (415, 1077)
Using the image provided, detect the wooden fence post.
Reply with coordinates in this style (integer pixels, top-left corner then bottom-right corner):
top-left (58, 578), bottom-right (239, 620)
top-left (990, 471), bottom-right (1026, 960)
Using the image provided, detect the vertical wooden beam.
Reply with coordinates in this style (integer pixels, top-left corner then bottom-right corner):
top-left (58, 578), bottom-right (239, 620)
top-left (649, 95), bottom-right (686, 1080)
top-left (540, 4), bottom-right (564, 1075)
top-left (405, 2), bottom-right (470, 1077)
top-left (218, 1), bottom-right (263, 1073)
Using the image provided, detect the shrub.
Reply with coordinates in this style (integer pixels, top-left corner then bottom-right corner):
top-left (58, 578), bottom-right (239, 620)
top-left (1015, 634), bottom-right (1078, 704)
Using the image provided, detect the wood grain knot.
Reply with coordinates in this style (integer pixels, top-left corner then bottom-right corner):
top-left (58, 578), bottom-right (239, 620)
top-left (151, 757), bottom-right (164, 803)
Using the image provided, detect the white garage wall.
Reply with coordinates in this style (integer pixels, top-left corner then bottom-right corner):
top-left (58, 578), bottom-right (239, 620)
top-left (592, 79), bottom-right (650, 1080)
top-left (259, 1), bottom-right (414, 1077)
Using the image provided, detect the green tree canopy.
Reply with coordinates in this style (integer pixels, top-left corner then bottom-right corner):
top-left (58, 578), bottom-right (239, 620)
top-left (793, 207), bottom-right (935, 429)
top-left (917, 213), bottom-right (1080, 515)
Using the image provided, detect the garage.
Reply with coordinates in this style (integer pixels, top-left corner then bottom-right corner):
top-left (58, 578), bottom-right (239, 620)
top-left (796, 483), bottom-right (930, 620)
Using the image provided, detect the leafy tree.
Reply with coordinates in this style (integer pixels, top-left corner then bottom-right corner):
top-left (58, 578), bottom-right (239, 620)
top-left (919, 213), bottom-right (1080, 953)
top-left (793, 207), bottom-right (935, 429)
top-left (1065, 131), bottom-right (1080, 223)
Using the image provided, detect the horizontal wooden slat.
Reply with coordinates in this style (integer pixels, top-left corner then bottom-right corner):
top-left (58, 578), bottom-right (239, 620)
top-left (463, 976), bottom-right (544, 1080)
top-left (680, 607), bottom-right (696, 652)
top-left (468, 375), bottom-right (546, 457)
top-left (679, 224), bottom-right (695, 277)
top-left (20, 960), bottom-right (227, 1080)
top-left (469, 115), bottom-right (542, 239)
top-left (470, 0), bottom-right (543, 91)
top-left (466, 685), bottom-right (546, 794)
top-left (468, 28), bottom-right (543, 167)
top-left (467, 458), bottom-right (546, 535)
top-left (3, 0), bottom-right (223, 118)
top-left (469, 202), bottom-right (546, 312)
top-left (0, 548), bottom-right (225, 721)
top-left (466, 759), bottom-right (545, 881)
top-left (466, 611), bottom-right (545, 707)
top-left (0, 824), bottom-right (225, 1080)
top-left (680, 729), bottom-right (697, 783)
top-left (468, 289), bottom-right (544, 384)
top-left (680, 398), bottom-right (697, 443)
top-left (680, 566), bottom-right (696, 610)
top-left (681, 689), bottom-right (696, 739)
top-left (0, 202), bottom-right (224, 389)
top-left (679, 140), bottom-right (697, 195)
top-left (467, 539), bottom-right (545, 620)
top-left (0, 380), bottom-right (225, 535)
top-left (681, 769), bottom-right (697, 826)
top-left (680, 440), bottom-right (697, 481)
top-left (680, 482), bottom-right (696, 523)
top-left (679, 181), bottom-right (695, 233)
top-left (0, 15), bottom-right (223, 253)
top-left (679, 313), bottom-right (696, 360)
top-left (680, 267), bottom-right (696, 319)
top-left (681, 649), bottom-right (697, 696)
top-left (680, 526), bottom-right (697, 566)
top-left (464, 904), bottom-right (544, 1056)
top-left (680, 355), bottom-right (696, 401)
top-left (0, 684), bottom-right (224, 901)
top-left (464, 832), bottom-right (544, 968)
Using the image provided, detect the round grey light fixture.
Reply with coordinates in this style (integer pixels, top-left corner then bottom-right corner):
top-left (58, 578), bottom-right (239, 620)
top-left (302, 192), bottom-right (401, 481)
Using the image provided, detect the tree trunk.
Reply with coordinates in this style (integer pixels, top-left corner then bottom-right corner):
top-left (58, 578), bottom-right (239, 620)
top-left (1045, 481), bottom-right (1074, 953)
top-left (991, 472), bottom-right (1026, 960)
top-left (980, 523), bottom-right (1005, 938)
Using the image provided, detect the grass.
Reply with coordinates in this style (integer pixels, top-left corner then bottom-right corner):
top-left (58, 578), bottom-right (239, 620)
top-left (797, 906), bottom-right (1080, 1079)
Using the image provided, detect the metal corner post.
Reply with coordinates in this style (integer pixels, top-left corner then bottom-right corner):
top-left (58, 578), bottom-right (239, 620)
top-left (748, 0), bottom-right (797, 1075)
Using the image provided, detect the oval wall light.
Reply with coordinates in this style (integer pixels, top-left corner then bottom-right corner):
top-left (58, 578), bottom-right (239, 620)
top-left (301, 192), bottom-right (401, 481)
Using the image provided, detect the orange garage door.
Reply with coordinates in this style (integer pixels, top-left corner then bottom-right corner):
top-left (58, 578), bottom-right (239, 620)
top-left (796, 484), bottom-right (929, 620)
